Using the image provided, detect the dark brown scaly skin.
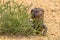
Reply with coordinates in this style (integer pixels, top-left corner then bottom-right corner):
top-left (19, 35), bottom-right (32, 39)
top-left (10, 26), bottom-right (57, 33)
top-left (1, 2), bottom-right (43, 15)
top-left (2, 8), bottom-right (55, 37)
top-left (31, 8), bottom-right (47, 36)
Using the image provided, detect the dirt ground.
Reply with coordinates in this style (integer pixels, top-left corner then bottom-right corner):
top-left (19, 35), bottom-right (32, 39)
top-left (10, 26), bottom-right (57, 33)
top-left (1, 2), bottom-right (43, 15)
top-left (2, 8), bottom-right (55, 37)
top-left (0, 0), bottom-right (60, 40)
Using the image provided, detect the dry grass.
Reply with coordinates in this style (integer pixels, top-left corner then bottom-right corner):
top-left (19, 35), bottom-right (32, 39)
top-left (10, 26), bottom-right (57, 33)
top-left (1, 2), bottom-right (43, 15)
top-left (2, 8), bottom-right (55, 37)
top-left (0, 0), bottom-right (60, 40)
